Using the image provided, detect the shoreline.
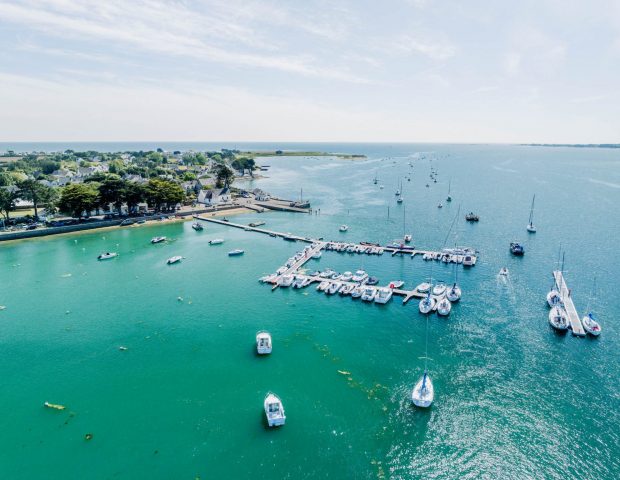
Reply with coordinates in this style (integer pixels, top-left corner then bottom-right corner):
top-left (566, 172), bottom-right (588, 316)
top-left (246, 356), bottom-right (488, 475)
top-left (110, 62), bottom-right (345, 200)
top-left (0, 207), bottom-right (255, 245)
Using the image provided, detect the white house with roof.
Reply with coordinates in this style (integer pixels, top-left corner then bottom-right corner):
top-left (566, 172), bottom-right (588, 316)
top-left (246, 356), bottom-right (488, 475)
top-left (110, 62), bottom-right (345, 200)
top-left (197, 187), bottom-right (230, 206)
top-left (252, 188), bottom-right (271, 201)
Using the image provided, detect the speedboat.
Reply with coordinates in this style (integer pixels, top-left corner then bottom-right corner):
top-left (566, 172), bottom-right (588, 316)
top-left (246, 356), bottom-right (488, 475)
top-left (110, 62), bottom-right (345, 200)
top-left (510, 242), bottom-right (525, 256)
top-left (351, 286), bottom-right (363, 298)
top-left (436, 297), bottom-right (452, 316)
top-left (419, 295), bottom-right (436, 314)
top-left (312, 251), bottom-right (322, 259)
top-left (151, 236), bottom-right (166, 244)
top-left (228, 249), bottom-right (244, 256)
top-left (191, 223), bottom-right (204, 231)
top-left (582, 313), bottom-right (601, 336)
top-left (404, 234), bottom-right (412, 243)
top-left (339, 225), bottom-right (348, 232)
top-left (279, 274), bottom-right (294, 287)
top-left (416, 282), bottom-right (431, 293)
top-left (374, 288), bottom-right (393, 304)
top-left (411, 371), bottom-right (434, 408)
top-left (319, 269), bottom-right (335, 278)
top-left (264, 392), bottom-right (286, 427)
top-left (97, 252), bottom-right (118, 260)
top-left (548, 306), bottom-right (569, 332)
top-left (432, 282), bottom-right (446, 296)
top-left (437, 203), bottom-right (443, 208)
top-left (465, 212), bottom-right (479, 222)
top-left (256, 331), bottom-right (272, 354)
top-left (327, 282), bottom-right (341, 295)
top-left (167, 255), bottom-right (182, 264)
top-left (340, 271), bottom-right (353, 282)
top-left (339, 284), bottom-right (354, 295)
top-left (366, 276), bottom-right (379, 285)
top-left (499, 267), bottom-right (509, 276)
top-left (547, 288), bottom-right (562, 307)
top-left (389, 280), bottom-right (404, 289)
top-left (361, 287), bottom-right (377, 301)
top-left (209, 239), bottom-right (224, 245)
top-left (397, 196), bottom-right (403, 203)
top-left (463, 254), bottom-right (476, 266)
top-left (292, 276), bottom-right (306, 288)
top-left (316, 280), bottom-right (330, 291)
top-left (352, 270), bottom-right (368, 283)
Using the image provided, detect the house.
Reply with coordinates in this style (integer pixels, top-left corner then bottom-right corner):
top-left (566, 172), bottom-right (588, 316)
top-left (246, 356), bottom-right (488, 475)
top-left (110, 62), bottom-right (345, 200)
top-left (181, 180), bottom-right (199, 194)
top-left (252, 188), bottom-right (271, 201)
top-left (197, 187), bottom-right (230, 206)
top-left (124, 174), bottom-right (148, 184)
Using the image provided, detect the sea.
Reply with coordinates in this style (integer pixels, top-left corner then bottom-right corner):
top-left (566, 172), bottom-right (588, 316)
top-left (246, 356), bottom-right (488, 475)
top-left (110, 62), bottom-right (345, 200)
top-left (1, 143), bottom-right (619, 479)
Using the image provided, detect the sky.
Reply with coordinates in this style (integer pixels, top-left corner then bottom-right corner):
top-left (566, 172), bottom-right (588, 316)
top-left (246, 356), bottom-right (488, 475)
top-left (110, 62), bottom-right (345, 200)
top-left (0, 0), bottom-right (619, 143)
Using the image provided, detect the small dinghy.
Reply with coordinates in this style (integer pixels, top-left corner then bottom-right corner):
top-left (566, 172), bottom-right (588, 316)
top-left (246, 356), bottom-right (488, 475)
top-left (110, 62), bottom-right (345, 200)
top-left (264, 392), bottom-right (286, 427)
top-left (228, 249), bottom-right (244, 256)
top-left (582, 313), bottom-right (601, 336)
top-left (256, 331), bottom-right (272, 354)
top-left (499, 267), bottom-right (509, 276)
top-left (419, 295), bottom-right (437, 314)
top-left (191, 222), bottom-right (204, 231)
top-left (366, 276), bottom-right (379, 286)
top-left (167, 256), bottom-right (182, 265)
top-left (97, 252), bottom-right (118, 260)
top-left (209, 239), bottom-right (224, 245)
top-left (151, 236), bottom-right (166, 244)
top-left (436, 296), bottom-right (452, 316)
top-left (339, 225), bottom-right (349, 232)
top-left (548, 306), bottom-right (569, 332)
top-left (389, 280), bottom-right (405, 289)
top-left (411, 371), bottom-right (434, 408)
top-left (404, 234), bottom-right (412, 243)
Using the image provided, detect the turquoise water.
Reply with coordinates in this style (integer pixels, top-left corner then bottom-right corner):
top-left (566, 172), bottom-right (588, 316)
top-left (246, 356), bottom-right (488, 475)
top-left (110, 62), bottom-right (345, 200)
top-left (1, 144), bottom-right (619, 479)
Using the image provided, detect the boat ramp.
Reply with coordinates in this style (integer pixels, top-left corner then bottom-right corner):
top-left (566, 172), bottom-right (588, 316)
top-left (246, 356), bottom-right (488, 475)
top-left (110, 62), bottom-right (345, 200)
top-left (553, 271), bottom-right (586, 336)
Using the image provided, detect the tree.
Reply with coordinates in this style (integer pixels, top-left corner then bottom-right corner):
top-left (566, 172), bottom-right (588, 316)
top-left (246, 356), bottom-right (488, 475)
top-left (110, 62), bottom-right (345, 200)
top-left (144, 179), bottom-right (184, 211)
top-left (124, 182), bottom-right (145, 214)
top-left (98, 176), bottom-right (126, 213)
top-left (17, 179), bottom-right (54, 219)
top-left (58, 184), bottom-right (99, 218)
top-left (0, 187), bottom-right (17, 220)
top-left (214, 164), bottom-right (234, 188)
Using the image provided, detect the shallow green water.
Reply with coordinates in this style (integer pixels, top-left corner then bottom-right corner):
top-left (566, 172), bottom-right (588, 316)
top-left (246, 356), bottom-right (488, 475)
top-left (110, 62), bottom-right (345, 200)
top-left (1, 144), bottom-right (619, 479)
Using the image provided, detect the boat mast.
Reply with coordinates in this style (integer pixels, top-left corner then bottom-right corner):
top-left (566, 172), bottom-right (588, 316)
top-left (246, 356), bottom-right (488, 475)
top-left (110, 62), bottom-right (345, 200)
top-left (529, 194), bottom-right (535, 225)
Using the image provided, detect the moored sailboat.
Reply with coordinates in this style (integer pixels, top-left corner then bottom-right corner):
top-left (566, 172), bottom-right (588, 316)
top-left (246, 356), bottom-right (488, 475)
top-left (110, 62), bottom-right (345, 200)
top-left (527, 194), bottom-right (537, 233)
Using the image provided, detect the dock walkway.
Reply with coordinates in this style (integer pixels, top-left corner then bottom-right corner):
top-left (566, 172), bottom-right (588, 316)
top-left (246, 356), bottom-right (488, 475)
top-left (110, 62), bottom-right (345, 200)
top-left (553, 271), bottom-right (585, 336)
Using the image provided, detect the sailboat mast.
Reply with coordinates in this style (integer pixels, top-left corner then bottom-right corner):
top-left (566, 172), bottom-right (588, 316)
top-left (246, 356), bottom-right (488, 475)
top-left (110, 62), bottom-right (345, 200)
top-left (529, 194), bottom-right (535, 224)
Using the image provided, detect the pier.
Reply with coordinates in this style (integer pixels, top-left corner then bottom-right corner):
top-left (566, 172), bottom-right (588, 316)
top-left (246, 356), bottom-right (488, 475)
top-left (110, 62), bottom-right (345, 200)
top-left (553, 271), bottom-right (586, 336)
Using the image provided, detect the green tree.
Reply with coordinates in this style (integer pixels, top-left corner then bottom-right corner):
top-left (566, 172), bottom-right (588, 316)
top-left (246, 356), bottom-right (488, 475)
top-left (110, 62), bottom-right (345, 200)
top-left (144, 179), bottom-right (184, 211)
top-left (17, 179), bottom-right (54, 219)
top-left (98, 176), bottom-right (126, 213)
top-left (0, 187), bottom-right (17, 220)
top-left (58, 184), bottom-right (99, 218)
top-left (124, 182), bottom-right (145, 214)
top-left (214, 164), bottom-right (234, 188)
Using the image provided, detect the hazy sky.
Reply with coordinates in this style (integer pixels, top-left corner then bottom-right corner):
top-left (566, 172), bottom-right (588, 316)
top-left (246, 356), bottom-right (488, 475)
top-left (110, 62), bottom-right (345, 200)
top-left (1, 0), bottom-right (619, 142)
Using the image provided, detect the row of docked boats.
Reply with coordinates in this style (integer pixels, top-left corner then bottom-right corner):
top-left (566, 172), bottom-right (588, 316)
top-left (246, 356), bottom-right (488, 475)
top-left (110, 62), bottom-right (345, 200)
top-left (325, 242), bottom-right (385, 255)
top-left (422, 248), bottom-right (477, 266)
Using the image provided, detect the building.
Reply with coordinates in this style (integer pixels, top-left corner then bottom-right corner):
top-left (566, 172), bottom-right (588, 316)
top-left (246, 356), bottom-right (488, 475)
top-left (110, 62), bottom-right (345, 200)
top-left (197, 187), bottom-right (230, 206)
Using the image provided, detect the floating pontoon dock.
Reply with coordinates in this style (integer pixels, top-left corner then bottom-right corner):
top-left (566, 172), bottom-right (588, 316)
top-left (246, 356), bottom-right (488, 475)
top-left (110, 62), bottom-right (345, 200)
top-left (553, 270), bottom-right (586, 336)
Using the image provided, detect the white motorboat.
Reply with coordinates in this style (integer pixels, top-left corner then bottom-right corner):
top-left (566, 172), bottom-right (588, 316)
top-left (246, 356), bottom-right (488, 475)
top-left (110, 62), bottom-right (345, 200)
top-left (446, 283), bottom-right (462, 302)
top-left (292, 276), bottom-right (305, 288)
top-left (228, 249), bottom-right (244, 256)
top-left (548, 306), bottom-right (569, 332)
top-left (352, 270), bottom-right (368, 283)
top-left (167, 255), bottom-right (182, 264)
top-left (300, 277), bottom-right (312, 288)
top-left (547, 288), bottom-right (562, 307)
top-left (374, 288), bottom-right (393, 304)
top-left (256, 331), bottom-right (272, 354)
top-left (436, 296), bottom-right (452, 316)
top-left (463, 254), bottom-right (476, 266)
top-left (209, 239), bottom-right (224, 245)
top-left (432, 282), bottom-right (446, 296)
top-left (319, 269), bottom-right (335, 278)
top-left (279, 274), bottom-right (294, 287)
top-left (404, 234), bottom-right (412, 243)
top-left (361, 287), bottom-right (377, 301)
top-left (327, 282), bottom-right (341, 295)
top-left (264, 392), bottom-right (286, 427)
top-left (526, 194), bottom-right (537, 233)
top-left (416, 282), bottom-right (432, 293)
top-left (396, 195), bottom-right (403, 203)
top-left (97, 252), bottom-right (118, 260)
top-left (582, 313), bottom-right (601, 336)
top-left (437, 203), bottom-right (443, 208)
top-left (499, 267), bottom-right (509, 276)
top-left (351, 286), bottom-right (363, 298)
top-left (312, 251), bottom-right (322, 259)
top-left (389, 280), bottom-right (404, 289)
top-left (339, 225), bottom-right (348, 232)
top-left (419, 295), bottom-right (437, 314)
top-left (151, 236), bottom-right (166, 244)
top-left (316, 280), bottom-right (330, 291)
top-left (411, 371), bottom-right (434, 408)
top-left (191, 222), bottom-right (204, 231)
top-left (340, 271), bottom-right (353, 282)
top-left (339, 284), bottom-right (355, 295)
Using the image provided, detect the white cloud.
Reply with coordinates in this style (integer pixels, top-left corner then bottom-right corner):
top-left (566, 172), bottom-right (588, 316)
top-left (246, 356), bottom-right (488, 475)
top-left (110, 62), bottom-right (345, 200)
top-left (393, 34), bottom-right (456, 61)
